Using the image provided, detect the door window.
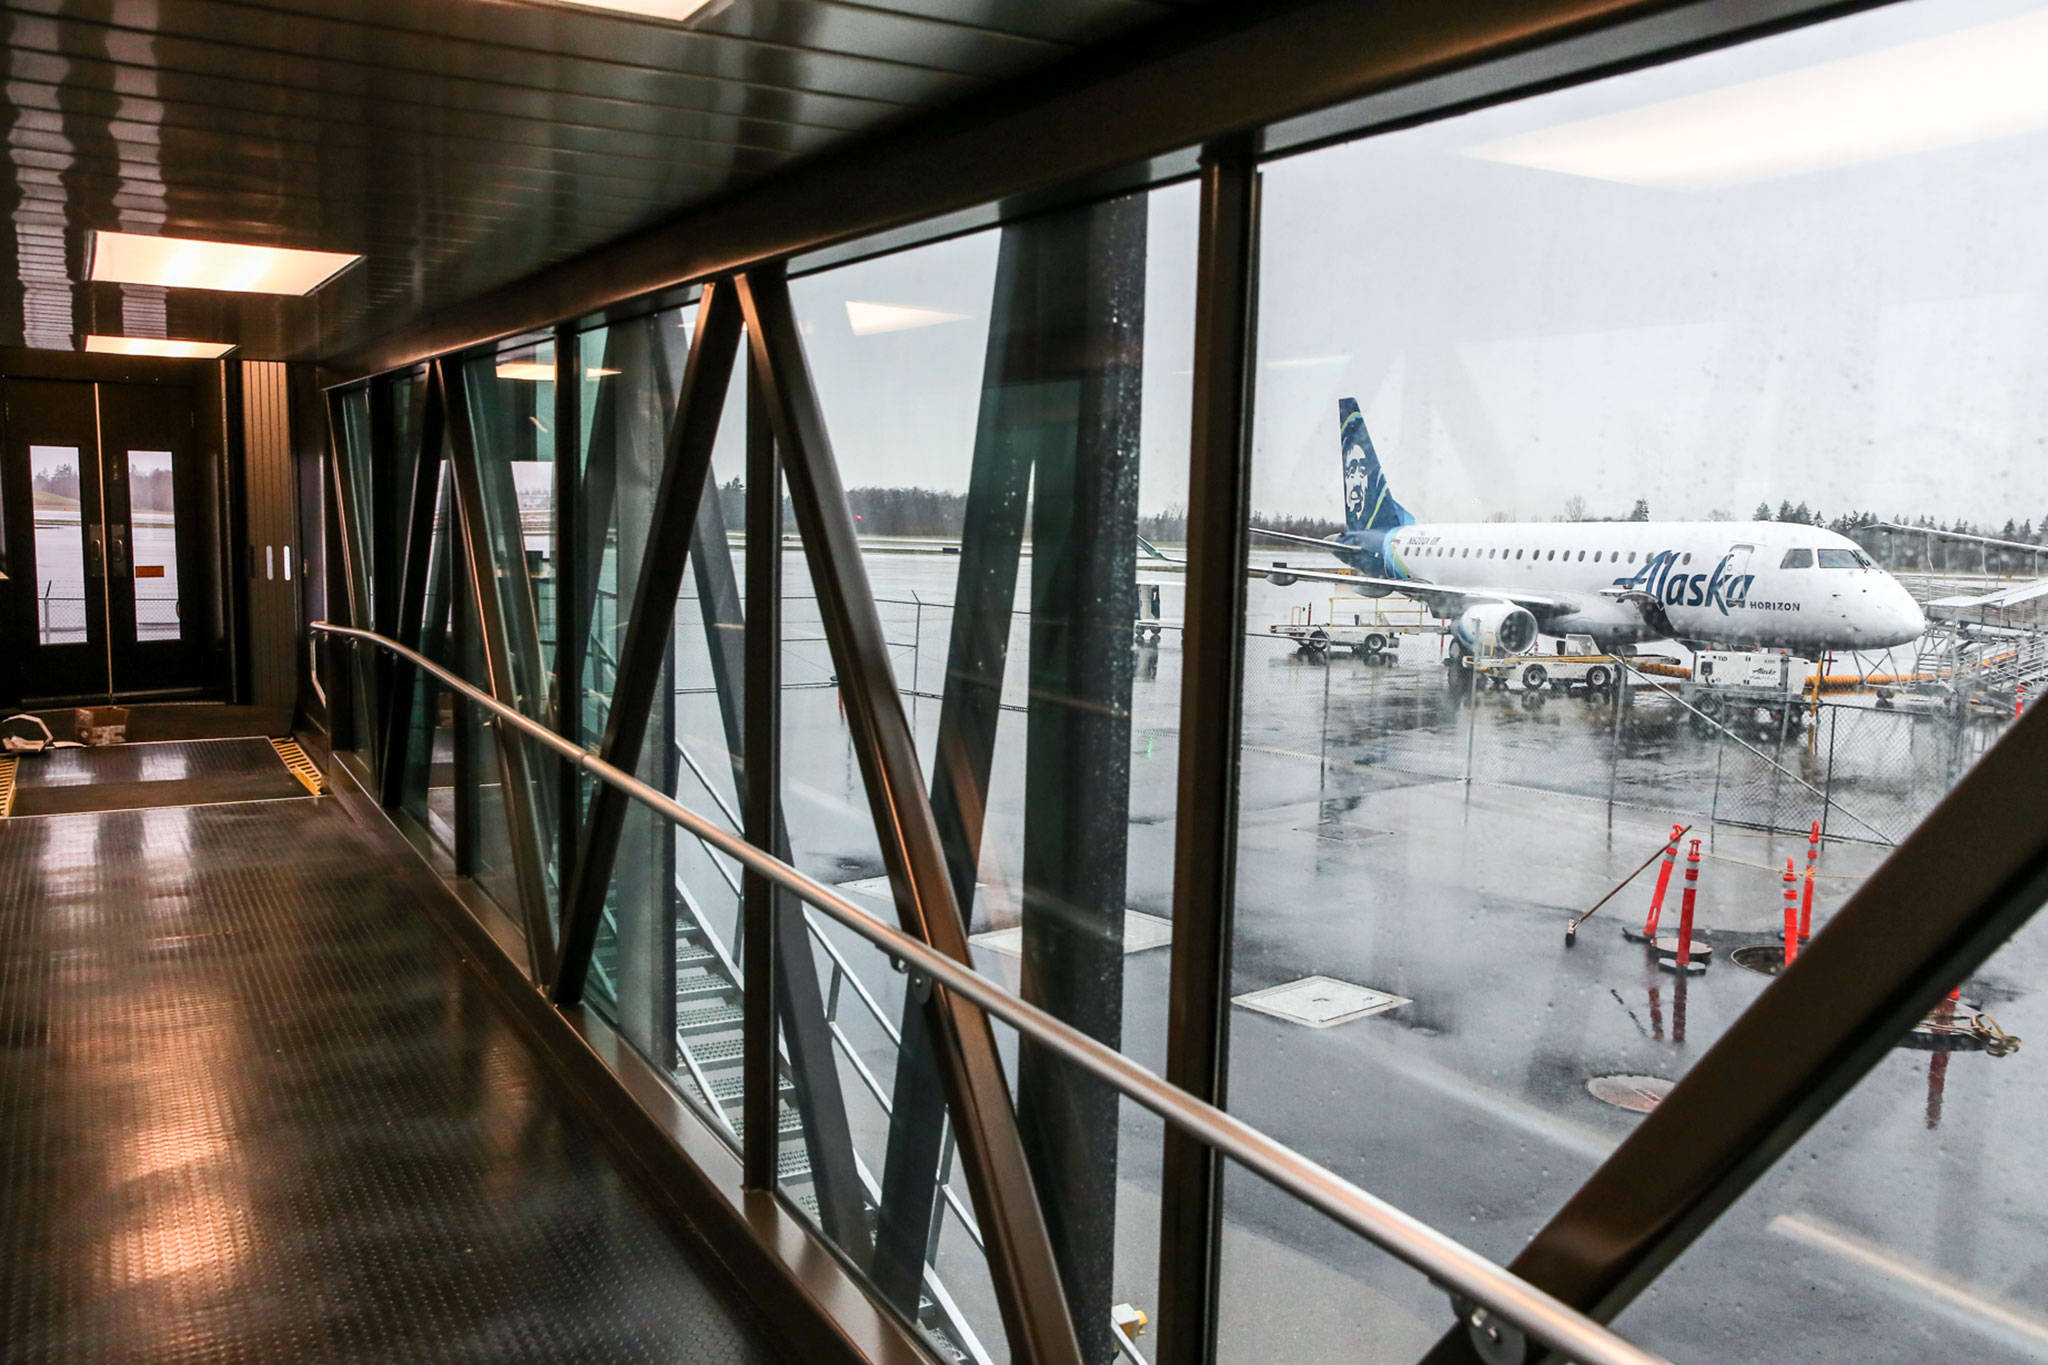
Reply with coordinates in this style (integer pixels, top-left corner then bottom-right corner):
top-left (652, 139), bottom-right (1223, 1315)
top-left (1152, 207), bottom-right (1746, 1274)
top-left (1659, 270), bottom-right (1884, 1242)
top-left (125, 449), bottom-right (181, 641)
top-left (28, 445), bottom-right (88, 645)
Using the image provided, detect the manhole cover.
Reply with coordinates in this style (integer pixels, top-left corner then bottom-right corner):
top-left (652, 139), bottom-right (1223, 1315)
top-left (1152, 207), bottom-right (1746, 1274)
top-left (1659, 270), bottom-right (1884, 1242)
top-left (1731, 945), bottom-right (1786, 976)
top-left (1234, 976), bottom-right (1409, 1027)
top-left (1588, 1074), bottom-right (1673, 1113)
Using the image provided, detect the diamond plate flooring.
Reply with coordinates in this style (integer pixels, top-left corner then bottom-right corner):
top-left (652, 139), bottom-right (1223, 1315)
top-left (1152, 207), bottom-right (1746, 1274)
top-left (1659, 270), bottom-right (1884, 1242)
top-left (8, 739), bottom-right (308, 817)
top-left (0, 798), bottom-right (782, 1363)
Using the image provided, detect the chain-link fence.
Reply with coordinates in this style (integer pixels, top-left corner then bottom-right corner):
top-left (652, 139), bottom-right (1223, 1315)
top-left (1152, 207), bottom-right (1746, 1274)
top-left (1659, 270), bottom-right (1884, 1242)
top-left (1248, 631), bottom-right (2017, 847)
top-left (690, 564), bottom-right (2016, 856)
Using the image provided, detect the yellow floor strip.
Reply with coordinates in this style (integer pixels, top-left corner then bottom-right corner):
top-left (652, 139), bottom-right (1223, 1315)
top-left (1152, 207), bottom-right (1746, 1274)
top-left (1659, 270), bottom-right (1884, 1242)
top-left (270, 739), bottom-right (327, 797)
top-left (0, 755), bottom-right (15, 818)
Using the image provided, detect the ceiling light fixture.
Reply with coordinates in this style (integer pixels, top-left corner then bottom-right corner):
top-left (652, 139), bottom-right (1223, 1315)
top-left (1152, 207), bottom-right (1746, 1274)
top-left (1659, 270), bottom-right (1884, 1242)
top-left (844, 300), bottom-right (970, 336)
top-left (85, 335), bottom-right (237, 359)
top-left (1463, 9), bottom-right (2048, 189)
top-left (553, 0), bottom-right (715, 22)
top-left (90, 230), bottom-right (361, 295)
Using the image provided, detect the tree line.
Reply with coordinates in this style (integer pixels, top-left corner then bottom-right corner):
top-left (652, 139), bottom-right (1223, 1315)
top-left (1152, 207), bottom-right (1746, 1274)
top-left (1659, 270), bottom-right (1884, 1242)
top-left (713, 478), bottom-right (2045, 575)
top-left (717, 479), bottom-right (1336, 546)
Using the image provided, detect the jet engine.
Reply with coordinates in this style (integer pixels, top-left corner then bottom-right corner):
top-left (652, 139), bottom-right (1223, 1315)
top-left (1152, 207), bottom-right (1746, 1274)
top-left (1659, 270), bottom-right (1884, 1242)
top-left (1454, 601), bottom-right (1538, 656)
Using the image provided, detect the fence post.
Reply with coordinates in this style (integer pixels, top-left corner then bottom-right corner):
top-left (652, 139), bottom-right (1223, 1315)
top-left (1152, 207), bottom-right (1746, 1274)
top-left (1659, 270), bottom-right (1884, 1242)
top-left (1606, 672), bottom-right (1624, 831)
top-left (1710, 732), bottom-right (1725, 830)
top-left (1821, 703), bottom-right (1838, 841)
top-left (1464, 660), bottom-right (1479, 788)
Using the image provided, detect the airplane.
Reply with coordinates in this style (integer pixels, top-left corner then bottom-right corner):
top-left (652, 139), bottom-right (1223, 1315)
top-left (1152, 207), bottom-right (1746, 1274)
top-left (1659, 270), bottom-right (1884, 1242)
top-left (1252, 399), bottom-right (1926, 663)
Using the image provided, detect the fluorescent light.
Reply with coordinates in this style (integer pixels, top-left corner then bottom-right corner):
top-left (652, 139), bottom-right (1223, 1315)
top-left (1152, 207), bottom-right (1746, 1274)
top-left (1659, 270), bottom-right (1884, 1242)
top-left (494, 362), bottom-right (621, 381)
top-left (554, 0), bottom-right (713, 21)
top-left (844, 300), bottom-right (969, 336)
top-left (1464, 9), bottom-right (2048, 189)
top-left (85, 335), bottom-right (236, 359)
top-left (90, 230), bottom-right (359, 295)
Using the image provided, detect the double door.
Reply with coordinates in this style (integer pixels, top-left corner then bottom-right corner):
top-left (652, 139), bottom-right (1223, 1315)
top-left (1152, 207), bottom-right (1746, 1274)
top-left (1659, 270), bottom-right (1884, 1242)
top-left (2, 377), bottom-right (208, 702)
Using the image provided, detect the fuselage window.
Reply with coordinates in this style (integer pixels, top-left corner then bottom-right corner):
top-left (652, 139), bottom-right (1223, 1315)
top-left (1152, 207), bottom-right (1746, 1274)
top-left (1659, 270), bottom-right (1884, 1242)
top-left (1576, 550), bottom-right (1585, 562)
top-left (1681, 552), bottom-right (1692, 565)
top-left (1816, 548), bottom-right (1860, 568)
top-left (1780, 548), bottom-right (1813, 568)
top-left (1593, 551), bottom-right (1602, 562)
top-left (1627, 551), bottom-right (1636, 563)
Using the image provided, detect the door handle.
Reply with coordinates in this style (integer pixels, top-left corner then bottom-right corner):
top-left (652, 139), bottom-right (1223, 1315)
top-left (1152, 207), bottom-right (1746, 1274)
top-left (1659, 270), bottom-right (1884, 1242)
top-left (86, 525), bottom-right (105, 578)
top-left (109, 524), bottom-right (130, 576)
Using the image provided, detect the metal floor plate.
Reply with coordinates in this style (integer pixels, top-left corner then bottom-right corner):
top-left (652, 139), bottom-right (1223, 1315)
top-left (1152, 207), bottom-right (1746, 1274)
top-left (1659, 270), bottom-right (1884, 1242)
top-left (6, 739), bottom-right (310, 816)
top-left (0, 799), bottom-right (780, 1363)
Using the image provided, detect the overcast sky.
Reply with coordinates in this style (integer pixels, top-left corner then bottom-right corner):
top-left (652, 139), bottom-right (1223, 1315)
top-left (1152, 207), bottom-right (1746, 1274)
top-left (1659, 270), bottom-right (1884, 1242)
top-left (786, 0), bottom-right (2048, 527)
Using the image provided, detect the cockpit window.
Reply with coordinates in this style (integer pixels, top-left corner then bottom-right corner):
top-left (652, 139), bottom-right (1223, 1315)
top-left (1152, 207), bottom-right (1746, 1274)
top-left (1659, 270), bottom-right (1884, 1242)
top-left (1780, 548), bottom-right (1814, 568)
top-left (1816, 548), bottom-right (1860, 568)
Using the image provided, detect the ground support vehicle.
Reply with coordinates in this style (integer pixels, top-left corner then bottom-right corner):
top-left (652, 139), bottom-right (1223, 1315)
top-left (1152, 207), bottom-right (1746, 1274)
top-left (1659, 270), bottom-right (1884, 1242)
top-left (1682, 649), bottom-right (1812, 736)
top-left (1269, 597), bottom-right (1446, 658)
top-left (1474, 651), bottom-right (1621, 695)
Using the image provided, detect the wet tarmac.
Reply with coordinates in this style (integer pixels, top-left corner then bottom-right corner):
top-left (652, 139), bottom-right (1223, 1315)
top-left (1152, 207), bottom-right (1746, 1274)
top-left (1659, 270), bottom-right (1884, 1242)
top-left (666, 550), bottom-right (2038, 1363)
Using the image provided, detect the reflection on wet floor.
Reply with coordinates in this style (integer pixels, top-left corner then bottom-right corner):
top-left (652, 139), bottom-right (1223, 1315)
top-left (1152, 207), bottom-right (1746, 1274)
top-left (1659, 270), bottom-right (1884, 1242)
top-left (0, 799), bottom-right (776, 1363)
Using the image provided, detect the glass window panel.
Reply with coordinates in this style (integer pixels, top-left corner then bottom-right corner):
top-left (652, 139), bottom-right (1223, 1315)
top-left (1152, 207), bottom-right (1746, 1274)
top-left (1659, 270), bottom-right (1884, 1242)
top-left (1225, 0), bottom-right (2047, 1349)
top-left (334, 387), bottom-right (377, 751)
top-left (400, 468), bottom-right (457, 858)
top-left (775, 181), bottom-right (1196, 1362)
top-left (455, 340), bottom-right (561, 917)
top-left (29, 445), bottom-right (88, 645)
top-left (125, 449), bottom-right (180, 641)
top-left (1614, 903), bottom-right (2048, 1362)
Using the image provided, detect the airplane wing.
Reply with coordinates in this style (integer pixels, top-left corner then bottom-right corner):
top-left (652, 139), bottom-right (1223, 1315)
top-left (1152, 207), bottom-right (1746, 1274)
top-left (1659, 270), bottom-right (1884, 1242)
top-left (1250, 561), bottom-right (1577, 618)
top-left (1872, 521), bottom-right (2047, 555)
top-left (1250, 526), bottom-right (1346, 551)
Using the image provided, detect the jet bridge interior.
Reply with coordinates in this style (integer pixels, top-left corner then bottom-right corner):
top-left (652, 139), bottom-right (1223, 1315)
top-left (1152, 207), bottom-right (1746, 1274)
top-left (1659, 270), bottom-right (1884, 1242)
top-left (3, 2), bottom-right (2047, 1363)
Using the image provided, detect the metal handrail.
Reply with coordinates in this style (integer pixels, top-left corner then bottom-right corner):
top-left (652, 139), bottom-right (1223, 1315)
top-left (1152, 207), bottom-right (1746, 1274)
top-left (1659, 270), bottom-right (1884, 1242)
top-left (312, 619), bottom-right (1669, 1365)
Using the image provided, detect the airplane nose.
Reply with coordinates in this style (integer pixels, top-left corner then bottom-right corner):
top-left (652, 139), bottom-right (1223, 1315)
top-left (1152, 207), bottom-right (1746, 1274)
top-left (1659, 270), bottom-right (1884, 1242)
top-left (1886, 583), bottom-right (1925, 645)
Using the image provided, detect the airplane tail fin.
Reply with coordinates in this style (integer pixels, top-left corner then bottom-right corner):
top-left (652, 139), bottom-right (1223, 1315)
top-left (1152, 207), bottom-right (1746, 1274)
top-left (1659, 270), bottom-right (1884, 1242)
top-left (1339, 398), bottom-right (1413, 535)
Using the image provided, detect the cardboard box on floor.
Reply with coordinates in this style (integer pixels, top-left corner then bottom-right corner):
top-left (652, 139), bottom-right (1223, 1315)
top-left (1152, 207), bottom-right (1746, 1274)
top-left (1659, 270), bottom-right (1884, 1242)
top-left (75, 707), bottom-right (129, 746)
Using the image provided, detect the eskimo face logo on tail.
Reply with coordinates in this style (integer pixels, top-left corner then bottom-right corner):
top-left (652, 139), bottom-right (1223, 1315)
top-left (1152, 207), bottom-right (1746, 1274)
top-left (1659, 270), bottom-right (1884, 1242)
top-left (1612, 550), bottom-right (1760, 615)
top-left (1342, 421), bottom-right (1371, 524)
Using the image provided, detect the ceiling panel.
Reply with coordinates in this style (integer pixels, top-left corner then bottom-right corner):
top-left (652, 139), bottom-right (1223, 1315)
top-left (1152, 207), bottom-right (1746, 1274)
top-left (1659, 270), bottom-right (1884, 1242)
top-left (0, 0), bottom-right (1184, 360)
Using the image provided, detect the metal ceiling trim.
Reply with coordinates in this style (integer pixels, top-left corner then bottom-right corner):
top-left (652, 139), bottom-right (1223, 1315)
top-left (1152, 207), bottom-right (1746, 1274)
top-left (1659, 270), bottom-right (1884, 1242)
top-left (4, 0), bottom-right (954, 109)
top-left (325, 0), bottom-right (1888, 381)
top-left (3, 83), bottom-right (834, 167)
top-left (0, 27), bottom-right (908, 133)
top-left (0, 53), bottom-right (871, 141)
